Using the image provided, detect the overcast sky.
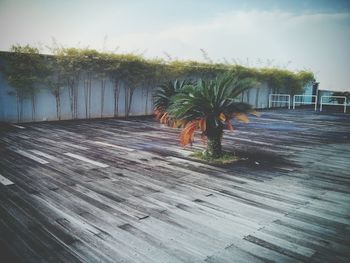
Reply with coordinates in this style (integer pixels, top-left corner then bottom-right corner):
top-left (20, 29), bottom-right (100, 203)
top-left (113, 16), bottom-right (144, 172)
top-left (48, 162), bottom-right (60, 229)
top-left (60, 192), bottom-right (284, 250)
top-left (0, 0), bottom-right (349, 91)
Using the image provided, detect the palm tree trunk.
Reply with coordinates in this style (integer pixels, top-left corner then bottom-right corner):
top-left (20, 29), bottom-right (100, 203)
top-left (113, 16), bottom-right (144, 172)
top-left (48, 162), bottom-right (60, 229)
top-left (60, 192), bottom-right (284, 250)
top-left (207, 134), bottom-right (222, 158)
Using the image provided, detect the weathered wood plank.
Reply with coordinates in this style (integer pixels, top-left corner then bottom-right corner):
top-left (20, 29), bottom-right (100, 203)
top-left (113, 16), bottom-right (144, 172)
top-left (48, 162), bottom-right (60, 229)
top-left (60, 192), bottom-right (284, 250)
top-left (0, 109), bottom-right (349, 262)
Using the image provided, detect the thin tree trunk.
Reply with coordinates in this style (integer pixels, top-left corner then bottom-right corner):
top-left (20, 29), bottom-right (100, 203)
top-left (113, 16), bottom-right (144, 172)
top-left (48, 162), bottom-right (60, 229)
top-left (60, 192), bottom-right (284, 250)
top-left (255, 88), bottom-right (260, 108)
top-left (114, 80), bottom-right (120, 117)
top-left (127, 88), bottom-right (135, 118)
top-left (20, 96), bottom-right (23, 122)
top-left (144, 86), bottom-right (149, 115)
top-left (84, 79), bottom-right (88, 118)
top-left (69, 87), bottom-right (73, 118)
top-left (16, 93), bottom-right (20, 123)
top-left (88, 76), bottom-right (92, 118)
top-left (19, 95), bottom-right (23, 122)
top-left (68, 81), bottom-right (74, 119)
top-left (31, 94), bottom-right (36, 121)
top-left (55, 90), bottom-right (61, 120)
top-left (100, 79), bottom-right (106, 118)
top-left (68, 76), bottom-right (79, 119)
top-left (74, 81), bottom-right (78, 119)
top-left (55, 95), bottom-right (59, 120)
top-left (125, 86), bottom-right (129, 118)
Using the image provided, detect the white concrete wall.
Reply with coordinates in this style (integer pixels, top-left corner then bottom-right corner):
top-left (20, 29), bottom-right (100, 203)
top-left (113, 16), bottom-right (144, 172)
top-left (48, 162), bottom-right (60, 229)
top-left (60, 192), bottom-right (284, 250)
top-left (0, 72), bottom-right (156, 122)
top-left (0, 72), bottom-right (300, 123)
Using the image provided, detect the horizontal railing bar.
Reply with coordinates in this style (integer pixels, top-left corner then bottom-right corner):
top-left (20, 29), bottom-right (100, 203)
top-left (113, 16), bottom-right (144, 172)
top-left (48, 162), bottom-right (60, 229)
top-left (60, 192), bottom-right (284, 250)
top-left (294, 95), bottom-right (317, 97)
top-left (321, 96), bottom-right (346, 99)
top-left (321, 103), bottom-right (346, 105)
top-left (294, 102), bottom-right (317, 104)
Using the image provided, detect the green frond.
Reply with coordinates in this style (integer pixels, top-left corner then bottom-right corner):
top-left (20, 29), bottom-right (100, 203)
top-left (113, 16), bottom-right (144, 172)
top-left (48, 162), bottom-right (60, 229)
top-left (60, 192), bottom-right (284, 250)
top-left (153, 79), bottom-right (193, 111)
top-left (167, 73), bottom-right (257, 123)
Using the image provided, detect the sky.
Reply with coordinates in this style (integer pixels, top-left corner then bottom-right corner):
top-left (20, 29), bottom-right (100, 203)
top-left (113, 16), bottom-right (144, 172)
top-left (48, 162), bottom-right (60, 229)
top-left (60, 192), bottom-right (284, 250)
top-left (0, 0), bottom-right (349, 91)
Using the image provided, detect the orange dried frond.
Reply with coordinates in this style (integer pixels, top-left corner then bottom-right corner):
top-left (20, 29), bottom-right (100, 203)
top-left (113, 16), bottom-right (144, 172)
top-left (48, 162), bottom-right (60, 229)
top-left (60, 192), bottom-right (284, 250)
top-left (154, 109), bottom-right (163, 120)
top-left (172, 119), bottom-right (183, 128)
top-left (219, 112), bottom-right (226, 122)
top-left (251, 110), bottom-right (261, 117)
top-left (171, 120), bottom-right (177, 128)
top-left (160, 112), bottom-right (169, 124)
top-left (198, 118), bottom-right (206, 132)
top-left (234, 113), bottom-right (250, 123)
top-left (180, 121), bottom-right (198, 147)
top-left (181, 121), bottom-right (188, 128)
top-left (225, 119), bottom-right (234, 131)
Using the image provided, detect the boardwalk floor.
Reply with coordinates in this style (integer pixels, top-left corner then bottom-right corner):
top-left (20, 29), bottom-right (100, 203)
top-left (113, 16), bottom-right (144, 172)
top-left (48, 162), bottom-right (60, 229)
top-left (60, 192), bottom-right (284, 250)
top-left (0, 109), bottom-right (350, 263)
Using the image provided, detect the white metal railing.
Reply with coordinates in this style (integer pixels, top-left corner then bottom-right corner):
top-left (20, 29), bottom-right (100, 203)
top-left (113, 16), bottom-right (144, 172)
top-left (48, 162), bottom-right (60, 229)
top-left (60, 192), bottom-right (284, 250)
top-left (269, 94), bottom-right (291, 109)
top-left (320, 96), bottom-right (347, 113)
top-left (293, 95), bottom-right (318, 111)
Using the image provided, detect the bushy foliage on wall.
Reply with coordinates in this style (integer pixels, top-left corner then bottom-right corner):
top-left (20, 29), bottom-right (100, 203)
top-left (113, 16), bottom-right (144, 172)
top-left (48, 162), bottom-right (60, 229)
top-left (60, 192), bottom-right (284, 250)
top-left (1, 45), bottom-right (48, 121)
top-left (0, 45), bottom-right (314, 121)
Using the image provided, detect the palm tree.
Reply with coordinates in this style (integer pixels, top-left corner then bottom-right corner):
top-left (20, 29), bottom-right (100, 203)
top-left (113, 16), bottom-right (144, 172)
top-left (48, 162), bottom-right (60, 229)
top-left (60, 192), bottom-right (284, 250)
top-left (157, 73), bottom-right (258, 158)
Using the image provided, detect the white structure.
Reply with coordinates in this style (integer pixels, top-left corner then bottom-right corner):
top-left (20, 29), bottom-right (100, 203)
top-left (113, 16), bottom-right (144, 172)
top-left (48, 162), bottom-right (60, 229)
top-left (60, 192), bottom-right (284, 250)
top-left (269, 94), bottom-right (291, 109)
top-left (320, 96), bottom-right (347, 113)
top-left (293, 95), bottom-right (318, 111)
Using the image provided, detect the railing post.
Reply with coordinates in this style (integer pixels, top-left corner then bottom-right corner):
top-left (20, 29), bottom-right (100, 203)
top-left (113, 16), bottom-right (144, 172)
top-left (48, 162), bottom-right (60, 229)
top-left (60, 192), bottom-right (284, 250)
top-left (292, 95), bottom-right (317, 111)
top-left (293, 95), bottom-right (296, 109)
top-left (314, 96), bottom-right (317, 111)
top-left (287, 95), bottom-right (290, 109)
top-left (320, 96), bottom-right (347, 113)
top-left (269, 94), bottom-right (290, 109)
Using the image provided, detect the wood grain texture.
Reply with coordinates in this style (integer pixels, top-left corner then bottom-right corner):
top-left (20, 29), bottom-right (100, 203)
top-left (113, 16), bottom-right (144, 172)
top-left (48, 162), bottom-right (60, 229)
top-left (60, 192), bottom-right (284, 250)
top-left (0, 109), bottom-right (349, 262)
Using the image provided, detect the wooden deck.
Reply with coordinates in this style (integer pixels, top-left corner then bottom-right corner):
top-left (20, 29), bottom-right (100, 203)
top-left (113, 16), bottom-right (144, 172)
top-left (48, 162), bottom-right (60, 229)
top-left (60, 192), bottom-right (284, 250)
top-left (0, 109), bottom-right (349, 263)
